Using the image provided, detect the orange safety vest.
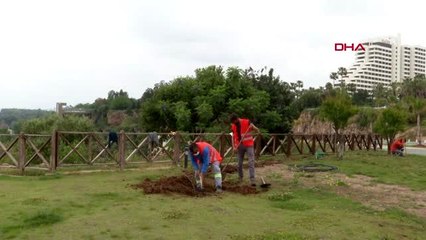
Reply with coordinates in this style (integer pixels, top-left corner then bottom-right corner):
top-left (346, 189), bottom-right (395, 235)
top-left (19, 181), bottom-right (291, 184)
top-left (196, 142), bottom-right (223, 163)
top-left (231, 118), bottom-right (254, 148)
top-left (390, 139), bottom-right (404, 152)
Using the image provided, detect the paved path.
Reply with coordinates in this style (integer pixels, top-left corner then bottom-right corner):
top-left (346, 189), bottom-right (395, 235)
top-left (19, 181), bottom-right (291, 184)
top-left (383, 146), bottom-right (426, 156)
top-left (406, 147), bottom-right (426, 156)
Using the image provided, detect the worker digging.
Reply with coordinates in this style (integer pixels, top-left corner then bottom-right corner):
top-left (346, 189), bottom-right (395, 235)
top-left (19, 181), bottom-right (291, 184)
top-left (188, 141), bottom-right (223, 193)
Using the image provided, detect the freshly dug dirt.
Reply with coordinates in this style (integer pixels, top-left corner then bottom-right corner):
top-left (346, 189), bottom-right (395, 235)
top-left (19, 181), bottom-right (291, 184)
top-left (131, 172), bottom-right (259, 197)
top-left (134, 176), bottom-right (196, 196)
top-left (221, 165), bottom-right (238, 174)
top-left (131, 161), bottom-right (280, 197)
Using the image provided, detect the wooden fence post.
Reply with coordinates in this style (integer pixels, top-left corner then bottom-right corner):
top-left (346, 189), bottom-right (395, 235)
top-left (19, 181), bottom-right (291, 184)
top-left (50, 130), bottom-right (58, 172)
top-left (19, 132), bottom-right (26, 174)
top-left (312, 134), bottom-right (316, 154)
top-left (286, 135), bottom-right (292, 157)
top-left (173, 132), bottom-right (181, 165)
top-left (272, 135), bottom-right (276, 156)
top-left (119, 131), bottom-right (126, 170)
top-left (350, 134), bottom-right (355, 151)
top-left (219, 133), bottom-right (226, 157)
top-left (88, 133), bottom-right (93, 164)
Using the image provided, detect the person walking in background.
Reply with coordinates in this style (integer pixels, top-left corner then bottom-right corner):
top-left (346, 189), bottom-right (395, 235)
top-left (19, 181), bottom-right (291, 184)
top-left (108, 130), bottom-right (118, 148)
top-left (230, 114), bottom-right (260, 186)
top-left (188, 141), bottom-right (223, 193)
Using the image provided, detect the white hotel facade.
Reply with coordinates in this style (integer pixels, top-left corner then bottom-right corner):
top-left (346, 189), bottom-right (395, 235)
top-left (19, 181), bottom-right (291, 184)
top-left (339, 35), bottom-right (426, 91)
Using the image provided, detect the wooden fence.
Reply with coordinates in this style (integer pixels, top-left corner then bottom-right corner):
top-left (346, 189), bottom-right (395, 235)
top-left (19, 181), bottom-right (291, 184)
top-left (0, 132), bottom-right (383, 172)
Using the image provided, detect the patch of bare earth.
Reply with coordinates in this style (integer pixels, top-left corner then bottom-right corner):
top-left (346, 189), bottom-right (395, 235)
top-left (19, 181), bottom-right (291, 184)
top-left (257, 164), bottom-right (426, 218)
top-left (325, 174), bottom-right (426, 218)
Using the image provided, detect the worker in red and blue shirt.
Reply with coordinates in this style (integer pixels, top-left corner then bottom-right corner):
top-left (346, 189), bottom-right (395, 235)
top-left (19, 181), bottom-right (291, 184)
top-left (390, 138), bottom-right (405, 156)
top-left (189, 141), bottom-right (223, 193)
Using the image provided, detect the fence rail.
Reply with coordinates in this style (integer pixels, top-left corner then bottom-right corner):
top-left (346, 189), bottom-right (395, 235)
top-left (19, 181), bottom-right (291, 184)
top-left (0, 132), bottom-right (383, 173)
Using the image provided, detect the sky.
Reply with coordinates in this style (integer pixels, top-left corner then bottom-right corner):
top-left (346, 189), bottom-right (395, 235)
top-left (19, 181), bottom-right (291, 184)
top-left (0, 0), bottom-right (425, 110)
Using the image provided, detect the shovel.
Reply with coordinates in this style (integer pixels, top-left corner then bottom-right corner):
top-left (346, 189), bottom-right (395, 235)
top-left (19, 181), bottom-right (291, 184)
top-left (195, 173), bottom-right (204, 192)
top-left (260, 177), bottom-right (271, 189)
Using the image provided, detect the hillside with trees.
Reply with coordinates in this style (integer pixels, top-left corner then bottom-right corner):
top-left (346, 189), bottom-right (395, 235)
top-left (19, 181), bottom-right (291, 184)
top-left (0, 109), bottom-right (53, 132)
top-left (2, 66), bottom-right (425, 144)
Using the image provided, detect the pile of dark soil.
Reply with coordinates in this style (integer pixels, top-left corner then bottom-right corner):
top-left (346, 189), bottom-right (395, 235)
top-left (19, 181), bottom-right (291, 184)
top-left (131, 172), bottom-right (258, 197)
top-left (221, 165), bottom-right (238, 174)
top-left (131, 160), bottom-right (280, 197)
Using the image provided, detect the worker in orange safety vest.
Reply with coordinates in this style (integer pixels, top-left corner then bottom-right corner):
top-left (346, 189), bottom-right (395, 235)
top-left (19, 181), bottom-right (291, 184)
top-left (189, 141), bottom-right (223, 193)
top-left (230, 113), bottom-right (260, 186)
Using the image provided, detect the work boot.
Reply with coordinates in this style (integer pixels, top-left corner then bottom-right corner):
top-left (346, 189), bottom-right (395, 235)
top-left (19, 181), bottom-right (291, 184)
top-left (195, 181), bottom-right (203, 192)
top-left (250, 179), bottom-right (256, 187)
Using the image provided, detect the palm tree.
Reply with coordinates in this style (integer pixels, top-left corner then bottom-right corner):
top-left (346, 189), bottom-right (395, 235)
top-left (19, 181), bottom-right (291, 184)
top-left (407, 97), bottom-right (426, 145)
top-left (337, 67), bottom-right (348, 78)
top-left (329, 72), bottom-right (338, 86)
top-left (389, 81), bottom-right (401, 103)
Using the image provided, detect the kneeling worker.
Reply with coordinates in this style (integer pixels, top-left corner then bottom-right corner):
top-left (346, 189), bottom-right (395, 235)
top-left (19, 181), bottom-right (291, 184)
top-left (391, 138), bottom-right (405, 156)
top-left (189, 141), bottom-right (223, 193)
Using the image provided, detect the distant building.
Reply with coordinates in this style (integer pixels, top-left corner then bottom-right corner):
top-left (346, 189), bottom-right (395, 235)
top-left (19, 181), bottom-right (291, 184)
top-left (56, 102), bottom-right (67, 117)
top-left (339, 35), bottom-right (426, 92)
top-left (401, 45), bottom-right (426, 79)
top-left (55, 102), bottom-right (91, 117)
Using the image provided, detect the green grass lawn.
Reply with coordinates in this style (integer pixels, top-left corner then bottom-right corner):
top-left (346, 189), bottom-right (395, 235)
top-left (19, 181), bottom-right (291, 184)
top-left (0, 151), bottom-right (425, 240)
top-left (297, 151), bottom-right (426, 191)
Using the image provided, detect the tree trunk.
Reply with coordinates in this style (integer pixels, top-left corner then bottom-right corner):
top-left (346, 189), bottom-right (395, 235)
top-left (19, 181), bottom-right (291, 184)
top-left (337, 133), bottom-right (345, 160)
top-left (334, 130), bottom-right (344, 160)
top-left (417, 114), bottom-right (422, 145)
top-left (387, 137), bottom-right (393, 155)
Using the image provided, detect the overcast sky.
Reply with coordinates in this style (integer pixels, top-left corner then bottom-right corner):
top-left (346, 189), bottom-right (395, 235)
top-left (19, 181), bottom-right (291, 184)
top-left (1, 0), bottom-right (425, 110)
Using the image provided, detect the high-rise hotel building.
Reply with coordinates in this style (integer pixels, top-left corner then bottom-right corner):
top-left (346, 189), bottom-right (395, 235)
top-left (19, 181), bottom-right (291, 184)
top-left (340, 35), bottom-right (426, 91)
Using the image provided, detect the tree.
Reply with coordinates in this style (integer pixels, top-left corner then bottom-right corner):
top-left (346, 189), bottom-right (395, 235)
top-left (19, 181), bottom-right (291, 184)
top-left (329, 67), bottom-right (348, 90)
top-left (110, 96), bottom-right (134, 110)
top-left (139, 66), bottom-right (296, 133)
top-left (352, 89), bottom-right (373, 106)
top-left (174, 102), bottom-right (191, 131)
top-left (401, 75), bottom-right (426, 99)
top-left (319, 93), bottom-right (358, 160)
top-left (196, 102), bottom-right (214, 129)
top-left (246, 67), bottom-right (294, 132)
top-left (290, 88), bottom-right (323, 116)
top-left (404, 97), bottom-right (426, 145)
top-left (329, 72), bottom-right (338, 86)
top-left (259, 111), bottom-right (282, 132)
top-left (374, 106), bottom-right (407, 154)
top-left (346, 83), bottom-right (356, 94)
top-left (372, 83), bottom-right (388, 107)
top-left (21, 115), bottom-right (95, 134)
top-left (355, 107), bottom-right (377, 133)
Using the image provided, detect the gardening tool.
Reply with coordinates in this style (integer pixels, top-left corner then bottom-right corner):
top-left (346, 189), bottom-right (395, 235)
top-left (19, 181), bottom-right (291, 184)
top-left (221, 128), bottom-right (252, 174)
top-left (260, 176), bottom-right (271, 189)
top-left (195, 172), bottom-right (204, 192)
